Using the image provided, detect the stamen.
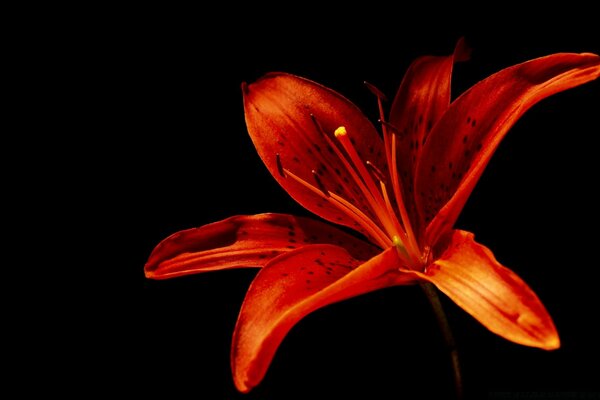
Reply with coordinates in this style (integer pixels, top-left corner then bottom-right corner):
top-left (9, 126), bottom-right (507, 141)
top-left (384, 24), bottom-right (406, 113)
top-left (380, 180), bottom-right (407, 241)
top-left (334, 126), bottom-right (398, 238)
top-left (308, 117), bottom-right (420, 262)
top-left (391, 132), bottom-right (420, 256)
top-left (366, 161), bottom-right (385, 182)
top-left (361, 85), bottom-right (421, 266)
top-left (328, 191), bottom-right (392, 247)
top-left (378, 119), bottom-right (400, 135)
top-left (334, 127), bottom-right (381, 198)
top-left (284, 168), bottom-right (391, 248)
top-left (276, 153), bottom-right (286, 178)
top-left (374, 95), bottom-right (396, 220)
top-left (381, 181), bottom-right (422, 266)
top-left (320, 129), bottom-right (396, 236)
top-left (364, 81), bottom-right (388, 102)
top-left (310, 114), bottom-right (326, 136)
top-left (312, 170), bottom-right (329, 198)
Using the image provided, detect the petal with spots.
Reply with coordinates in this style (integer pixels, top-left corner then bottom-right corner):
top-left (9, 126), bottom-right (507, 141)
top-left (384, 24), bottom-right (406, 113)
top-left (145, 213), bottom-right (378, 279)
top-left (231, 245), bottom-right (415, 392)
top-left (243, 73), bottom-right (387, 236)
top-left (389, 38), bottom-right (470, 235)
top-left (416, 52), bottom-right (600, 244)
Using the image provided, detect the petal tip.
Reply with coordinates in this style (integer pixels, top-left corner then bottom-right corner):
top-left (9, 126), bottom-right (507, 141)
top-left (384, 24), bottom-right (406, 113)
top-left (144, 264), bottom-right (156, 279)
top-left (233, 368), bottom-right (254, 393)
top-left (454, 36), bottom-right (472, 62)
top-left (234, 381), bottom-right (251, 394)
top-left (541, 333), bottom-right (561, 351)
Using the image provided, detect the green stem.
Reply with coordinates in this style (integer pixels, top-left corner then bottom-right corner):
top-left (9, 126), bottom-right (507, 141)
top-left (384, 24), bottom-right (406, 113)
top-left (420, 282), bottom-right (463, 400)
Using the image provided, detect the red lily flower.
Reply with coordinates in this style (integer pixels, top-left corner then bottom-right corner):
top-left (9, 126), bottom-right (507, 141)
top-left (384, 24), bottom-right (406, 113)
top-left (145, 42), bottom-right (600, 393)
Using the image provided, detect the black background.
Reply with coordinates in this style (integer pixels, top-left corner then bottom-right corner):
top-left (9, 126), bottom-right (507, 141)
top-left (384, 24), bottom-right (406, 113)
top-left (70, 9), bottom-right (600, 400)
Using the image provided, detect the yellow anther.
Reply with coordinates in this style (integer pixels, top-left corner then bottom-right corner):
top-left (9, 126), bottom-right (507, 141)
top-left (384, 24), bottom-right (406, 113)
top-left (334, 126), bottom-right (347, 137)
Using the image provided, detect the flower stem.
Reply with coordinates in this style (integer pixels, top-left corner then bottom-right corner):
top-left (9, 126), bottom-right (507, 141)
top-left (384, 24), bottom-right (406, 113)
top-left (420, 282), bottom-right (463, 399)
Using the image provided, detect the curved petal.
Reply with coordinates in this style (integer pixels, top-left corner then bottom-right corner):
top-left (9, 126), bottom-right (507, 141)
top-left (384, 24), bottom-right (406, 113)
top-left (388, 38), bottom-right (470, 236)
top-left (243, 73), bottom-right (387, 235)
top-left (416, 52), bottom-right (600, 244)
top-left (408, 230), bottom-right (559, 350)
top-left (231, 245), bottom-right (415, 392)
top-left (145, 213), bottom-right (378, 279)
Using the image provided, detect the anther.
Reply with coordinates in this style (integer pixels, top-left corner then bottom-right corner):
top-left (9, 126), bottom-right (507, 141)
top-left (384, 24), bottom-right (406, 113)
top-left (276, 153), bottom-right (286, 178)
top-left (378, 119), bottom-right (400, 135)
top-left (310, 114), bottom-right (327, 137)
top-left (334, 126), bottom-right (347, 138)
top-left (364, 81), bottom-right (388, 102)
top-left (366, 161), bottom-right (385, 182)
top-left (312, 170), bottom-right (329, 197)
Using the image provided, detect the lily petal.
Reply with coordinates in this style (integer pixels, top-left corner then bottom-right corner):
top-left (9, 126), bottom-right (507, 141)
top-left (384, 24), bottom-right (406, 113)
top-left (231, 245), bottom-right (414, 392)
top-left (388, 39), bottom-right (470, 236)
top-left (416, 52), bottom-right (600, 244)
top-left (145, 213), bottom-right (378, 279)
top-left (243, 73), bottom-right (387, 236)
top-left (409, 230), bottom-right (559, 350)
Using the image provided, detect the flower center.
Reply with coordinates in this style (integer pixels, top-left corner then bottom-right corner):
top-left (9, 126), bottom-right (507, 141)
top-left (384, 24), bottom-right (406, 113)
top-left (281, 117), bottom-right (423, 269)
top-left (332, 126), bottom-right (421, 268)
